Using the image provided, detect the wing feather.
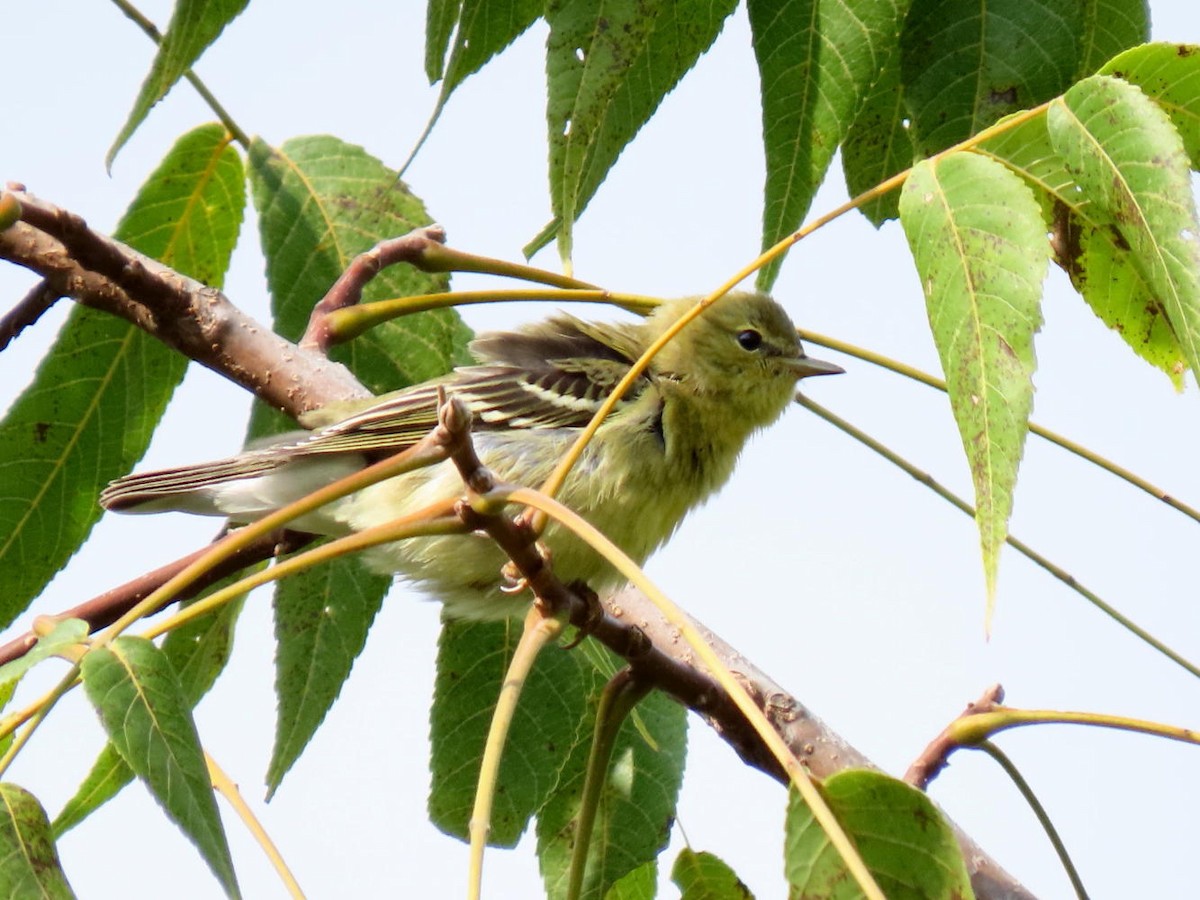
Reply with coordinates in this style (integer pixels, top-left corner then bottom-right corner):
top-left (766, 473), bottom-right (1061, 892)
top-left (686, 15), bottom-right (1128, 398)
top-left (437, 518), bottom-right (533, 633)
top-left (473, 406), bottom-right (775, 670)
top-left (293, 314), bottom-right (650, 454)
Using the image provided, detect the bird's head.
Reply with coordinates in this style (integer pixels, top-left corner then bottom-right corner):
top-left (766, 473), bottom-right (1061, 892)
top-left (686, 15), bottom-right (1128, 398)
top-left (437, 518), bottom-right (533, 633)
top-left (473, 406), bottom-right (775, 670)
top-left (651, 292), bottom-right (842, 415)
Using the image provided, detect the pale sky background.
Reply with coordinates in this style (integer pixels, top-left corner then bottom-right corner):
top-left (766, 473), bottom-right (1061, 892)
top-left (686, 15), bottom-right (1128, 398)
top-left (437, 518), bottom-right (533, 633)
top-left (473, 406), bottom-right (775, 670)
top-left (4, 2), bottom-right (1200, 898)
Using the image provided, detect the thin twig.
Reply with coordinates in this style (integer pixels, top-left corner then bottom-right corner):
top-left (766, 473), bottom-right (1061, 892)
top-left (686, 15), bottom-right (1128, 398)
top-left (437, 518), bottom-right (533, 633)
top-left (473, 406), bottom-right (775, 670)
top-left (797, 328), bottom-right (1200, 525)
top-left (976, 741), bottom-right (1089, 900)
top-left (797, 393), bottom-right (1200, 680)
top-left (207, 753), bottom-right (305, 898)
top-left (301, 226), bottom-right (450, 350)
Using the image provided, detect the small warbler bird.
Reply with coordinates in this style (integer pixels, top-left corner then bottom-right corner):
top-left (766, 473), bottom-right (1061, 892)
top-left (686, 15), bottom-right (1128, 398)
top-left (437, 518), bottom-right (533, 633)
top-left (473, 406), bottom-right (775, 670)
top-left (101, 292), bottom-right (841, 620)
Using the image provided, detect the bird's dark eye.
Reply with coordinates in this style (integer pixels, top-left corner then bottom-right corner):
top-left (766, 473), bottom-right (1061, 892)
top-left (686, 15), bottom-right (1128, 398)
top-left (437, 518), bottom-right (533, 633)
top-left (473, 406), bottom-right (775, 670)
top-left (736, 329), bottom-right (763, 351)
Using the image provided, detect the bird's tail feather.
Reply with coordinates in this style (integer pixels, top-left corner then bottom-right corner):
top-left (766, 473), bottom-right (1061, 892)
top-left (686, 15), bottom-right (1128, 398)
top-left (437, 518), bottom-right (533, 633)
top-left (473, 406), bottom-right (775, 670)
top-left (99, 456), bottom-right (285, 513)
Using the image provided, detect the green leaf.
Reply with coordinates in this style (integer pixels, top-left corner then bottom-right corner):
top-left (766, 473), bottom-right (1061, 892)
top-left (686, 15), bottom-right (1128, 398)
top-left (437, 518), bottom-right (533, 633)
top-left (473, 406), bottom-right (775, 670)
top-left (247, 134), bottom-right (469, 794)
top-left (605, 860), bottom-right (657, 899)
top-left (899, 152), bottom-right (1047, 619)
top-left (0, 784), bottom-right (74, 899)
top-left (900, 0), bottom-right (1082, 155)
top-left (1100, 43), bottom-right (1200, 168)
top-left (672, 848), bottom-right (754, 899)
top-left (54, 586), bottom-right (246, 836)
top-left (81, 637), bottom-right (238, 897)
top-left (1078, 0), bottom-right (1149, 77)
top-left (428, 619), bottom-right (589, 846)
top-left (842, 43), bottom-right (914, 227)
top-left (247, 135), bottom-right (470, 391)
top-left (442, 0), bottom-right (543, 99)
top-left (108, 0), bottom-right (249, 166)
top-left (266, 554), bottom-right (390, 796)
top-left (0, 124), bottom-right (244, 626)
top-left (538, 0), bottom-right (737, 261)
top-left (978, 114), bottom-right (1188, 385)
top-left (749, 0), bottom-right (906, 289)
top-left (1070, 218), bottom-right (1189, 388)
top-left (784, 770), bottom-right (973, 898)
top-left (411, 0), bottom-right (544, 178)
top-left (536, 642), bottom-right (686, 900)
top-left (163, 590), bottom-right (247, 709)
top-left (0, 619), bottom-right (87, 692)
top-left (1048, 75), bottom-right (1200, 381)
top-left (425, 0), bottom-right (465, 82)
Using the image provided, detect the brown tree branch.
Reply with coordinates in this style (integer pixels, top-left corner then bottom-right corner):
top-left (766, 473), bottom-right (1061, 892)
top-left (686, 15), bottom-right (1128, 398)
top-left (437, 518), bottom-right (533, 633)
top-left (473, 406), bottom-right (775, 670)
top-left (0, 190), bottom-right (1033, 899)
top-left (0, 530), bottom-right (313, 666)
top-left (1, 188), bottom-right (367, 413)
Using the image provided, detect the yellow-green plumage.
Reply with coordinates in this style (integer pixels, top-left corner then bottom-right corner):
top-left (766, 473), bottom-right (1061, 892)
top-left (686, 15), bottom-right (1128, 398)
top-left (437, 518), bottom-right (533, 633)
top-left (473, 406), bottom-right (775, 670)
top-left (100, 292), bottom-right (841, 620)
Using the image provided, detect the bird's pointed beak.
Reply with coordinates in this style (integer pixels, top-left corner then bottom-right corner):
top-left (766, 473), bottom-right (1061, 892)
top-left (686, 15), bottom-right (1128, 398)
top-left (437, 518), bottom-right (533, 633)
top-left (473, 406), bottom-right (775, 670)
top-left (787, 355), bottom-right (845, 379)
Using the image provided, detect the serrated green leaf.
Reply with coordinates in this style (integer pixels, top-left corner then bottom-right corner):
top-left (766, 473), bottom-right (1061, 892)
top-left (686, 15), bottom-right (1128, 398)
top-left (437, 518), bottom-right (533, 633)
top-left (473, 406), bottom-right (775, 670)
top-left (0, 784), bottom-right (74, 899)
top-left (538, 0), bottom-right (736, 261)
top-left (978, 113), bottom-right (1187, 385)
top-left (429, 619), bottom-right (589, 846)
top-left (606, 860), bottom-right (657, 899)
top-left (537, 641), bottom-right (686, 900)
top-left (247, 135), bottom-right (469, 391)
top-left (266, 554), bottom-right (390, 796)
top-left (841, 34), bottom-right (914, 227)
top-left (1071, 218), bottom-right (1188, 387)
top-left (247, 134), bottom-right (469, 794)
top-left (672, 848), bottom-right (754, 899)
top-left (0, 619), bottom-right (87, 692)
top-left (411, 0), bottom-right (544, 179)
top-left (426, 0), bottom-right (465, 83)
top-left (1078, 0), bottom-right (1148, 77)
top-left (749, 0), bottom-right (906, 289)
top-left (784, 770), bottom-right (973, 899)
top-left (108, 0), bottom-right (249, 166)
top-left (163, 590), bottom-right (247, 709)
top-left (54, 584), bottom-right (246, 837)
top-left (900, 0), bottom-right (1082, 155)
top-left (0, 124), bottom-right (244, 627)
top-left (1101, 43), bottom-right (1200, 168)
top-left (81, 637), bottom-right (238, 897)
top-left (900, 152), bottom-right (1047, 620)
top-left (1048, 75), bottom-right (1200, 381)
top-left (442, 0), bottom-right (542, 99)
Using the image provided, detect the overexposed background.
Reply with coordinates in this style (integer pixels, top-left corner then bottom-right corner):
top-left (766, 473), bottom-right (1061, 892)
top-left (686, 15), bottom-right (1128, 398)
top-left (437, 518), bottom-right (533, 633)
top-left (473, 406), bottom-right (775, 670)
top-left (4, 2), bottom-right (1200, 897)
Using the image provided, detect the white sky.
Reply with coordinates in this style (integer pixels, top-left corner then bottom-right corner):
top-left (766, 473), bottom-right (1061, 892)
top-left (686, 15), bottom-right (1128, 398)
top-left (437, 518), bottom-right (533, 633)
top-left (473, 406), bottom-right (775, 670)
top-left (4, 1), bottom-right (1200, 898)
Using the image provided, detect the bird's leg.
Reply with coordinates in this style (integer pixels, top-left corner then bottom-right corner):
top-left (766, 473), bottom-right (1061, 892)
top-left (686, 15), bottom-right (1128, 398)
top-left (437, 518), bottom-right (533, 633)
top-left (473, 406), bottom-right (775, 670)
top-left (466, 600), bottom-right (564, 900)
top-left (499, 540), bottom-right (553, 594)
top-left (565, 668), bottom-right (653, 900)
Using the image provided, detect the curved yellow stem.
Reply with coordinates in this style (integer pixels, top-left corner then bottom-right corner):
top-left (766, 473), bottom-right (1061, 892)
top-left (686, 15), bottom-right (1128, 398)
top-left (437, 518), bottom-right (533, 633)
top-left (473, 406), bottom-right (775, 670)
top-left (466, 606), bottom-right (563, 900)
top-left (208, 752), bottom-right (305, 898)
top-left (326, 289), bottom-right (662, 343)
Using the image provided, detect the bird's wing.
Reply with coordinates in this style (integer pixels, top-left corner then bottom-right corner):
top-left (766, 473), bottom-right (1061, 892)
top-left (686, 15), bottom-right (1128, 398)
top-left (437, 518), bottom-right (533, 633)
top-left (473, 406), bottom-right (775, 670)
top-left (98, 315), bottom-right (652, 510)
top-left (288, 314), bottom-right (651, 456)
